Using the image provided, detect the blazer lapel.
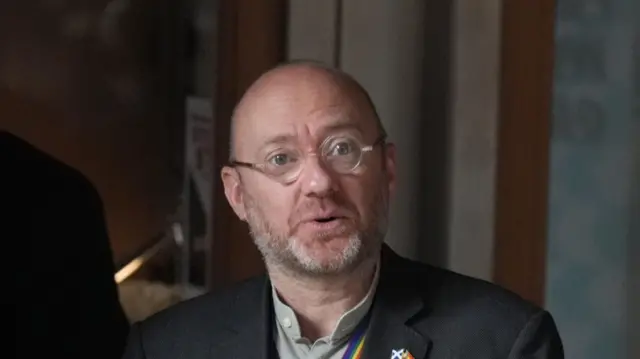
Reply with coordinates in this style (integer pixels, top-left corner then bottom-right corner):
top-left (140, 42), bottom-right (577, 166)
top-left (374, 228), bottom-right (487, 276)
top-left (361, 246), bottom-right (432, 359)
top-left (210, 277), bottom-right (275, 359)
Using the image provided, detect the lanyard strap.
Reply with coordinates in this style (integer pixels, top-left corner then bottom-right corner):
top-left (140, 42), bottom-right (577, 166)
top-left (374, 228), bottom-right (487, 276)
top-left (341, 314), bottom-right (370, 359)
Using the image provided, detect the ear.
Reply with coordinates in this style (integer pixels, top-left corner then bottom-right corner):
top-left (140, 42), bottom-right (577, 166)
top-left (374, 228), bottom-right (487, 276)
top-left (382, 143), bottom-right (397, 196)
top-left (221, 166), bottom-right (247, 221)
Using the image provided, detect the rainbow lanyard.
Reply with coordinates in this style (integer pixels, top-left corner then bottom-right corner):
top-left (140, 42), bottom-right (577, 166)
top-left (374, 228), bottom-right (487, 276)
top-left (341, 316), bottom-right (370, 359)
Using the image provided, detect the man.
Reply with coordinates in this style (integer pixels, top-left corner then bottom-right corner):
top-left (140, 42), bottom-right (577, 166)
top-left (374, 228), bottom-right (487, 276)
top-left (3, 131), bottom-right (130, 358)
top-left (121, 62), bottom-right (564, 358)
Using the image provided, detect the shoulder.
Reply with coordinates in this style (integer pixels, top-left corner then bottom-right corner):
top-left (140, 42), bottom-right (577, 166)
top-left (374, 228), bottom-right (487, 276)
top-left (0, 130), bottom-right (97, 199)
top-left (385, 252), bottom-right (546, 341)
top-left (135, 276), bottom-right (266, 341)
top-left (1, 132), bottom-right (105, 239)
top-left (400, 259), bottom-right (563, 356)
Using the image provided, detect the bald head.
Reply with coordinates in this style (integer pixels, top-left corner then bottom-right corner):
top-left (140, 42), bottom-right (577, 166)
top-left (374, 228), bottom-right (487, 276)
top-left (228, 61), bottom-right (385, 161)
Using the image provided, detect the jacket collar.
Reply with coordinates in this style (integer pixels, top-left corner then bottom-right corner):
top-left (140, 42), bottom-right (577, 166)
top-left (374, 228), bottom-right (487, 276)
top-left (208, 277), bottom-right (274, 359)
top-left (360, 244), bottom-right (432, 358)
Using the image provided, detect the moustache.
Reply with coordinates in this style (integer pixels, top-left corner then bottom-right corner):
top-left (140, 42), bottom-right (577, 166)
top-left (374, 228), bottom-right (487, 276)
top-left (288, 199), bottom-right (357, 231)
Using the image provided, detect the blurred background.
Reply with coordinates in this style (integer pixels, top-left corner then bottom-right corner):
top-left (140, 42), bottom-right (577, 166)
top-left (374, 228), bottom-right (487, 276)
top-left (1, 0), bottom-right (637, 358)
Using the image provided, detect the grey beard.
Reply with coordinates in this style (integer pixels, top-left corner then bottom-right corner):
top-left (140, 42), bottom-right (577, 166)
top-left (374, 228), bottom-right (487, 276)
top-left (244, 188), bottom-right (388, 277)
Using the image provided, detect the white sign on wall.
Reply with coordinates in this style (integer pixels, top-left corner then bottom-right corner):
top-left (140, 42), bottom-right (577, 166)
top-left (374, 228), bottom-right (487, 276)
top-left (180, 96), bottom-right (215, 289)
top-left (185, 97), bottom-right (214, 217)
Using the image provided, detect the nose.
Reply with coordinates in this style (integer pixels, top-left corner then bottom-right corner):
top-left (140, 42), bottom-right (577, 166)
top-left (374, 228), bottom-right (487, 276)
top-left (298, 154), bottom-right (336, 197)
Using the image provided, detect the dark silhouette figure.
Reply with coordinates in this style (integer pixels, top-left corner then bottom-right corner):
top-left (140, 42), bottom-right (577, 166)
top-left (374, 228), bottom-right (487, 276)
top-left (3, 131), bottom-right (130, 358)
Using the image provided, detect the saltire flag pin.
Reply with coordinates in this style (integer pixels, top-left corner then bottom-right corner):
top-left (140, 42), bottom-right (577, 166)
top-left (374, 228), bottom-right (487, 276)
top-left (390, 348), bottom-right (414, 359)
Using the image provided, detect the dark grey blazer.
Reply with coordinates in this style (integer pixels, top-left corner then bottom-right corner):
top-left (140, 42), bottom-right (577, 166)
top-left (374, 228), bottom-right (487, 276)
top-left (122, 245), bottom-right (563, 358)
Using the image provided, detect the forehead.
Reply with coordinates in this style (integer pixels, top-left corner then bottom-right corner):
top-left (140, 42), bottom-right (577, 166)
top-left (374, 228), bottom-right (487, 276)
top-left (235, 78), bottom-right (375, 153)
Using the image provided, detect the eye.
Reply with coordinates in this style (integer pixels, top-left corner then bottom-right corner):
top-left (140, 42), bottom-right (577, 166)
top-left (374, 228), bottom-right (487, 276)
top-left (268, 153), bottom-right (291, 166)
top-left (328, 139), bottom-right (355, 157)
top-left (266, 149), bottom-right (300, 168)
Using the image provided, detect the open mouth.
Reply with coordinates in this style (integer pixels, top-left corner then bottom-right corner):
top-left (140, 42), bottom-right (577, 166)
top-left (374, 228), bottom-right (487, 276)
top-left (314, 216), bottom-right (340, 223)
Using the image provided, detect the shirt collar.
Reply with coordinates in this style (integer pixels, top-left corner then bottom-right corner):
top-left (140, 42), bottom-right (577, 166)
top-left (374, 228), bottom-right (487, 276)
top-left (271, 258), bottom-right (380, 343)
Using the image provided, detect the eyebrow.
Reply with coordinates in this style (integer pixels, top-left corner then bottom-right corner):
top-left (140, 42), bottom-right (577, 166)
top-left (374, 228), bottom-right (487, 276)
top-left (256, 119), bottom-right (365, 153)
top-left (262, 133), bottom-right (297, 145)
top-left (255, 134), bottom-right (298, 155)
top-left (321, 121), bottom-right (364, 135)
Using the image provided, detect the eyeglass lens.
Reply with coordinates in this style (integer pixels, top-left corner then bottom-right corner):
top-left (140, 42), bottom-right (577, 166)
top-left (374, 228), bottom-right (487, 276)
top-left (268, 135), bottom-right (366, 183)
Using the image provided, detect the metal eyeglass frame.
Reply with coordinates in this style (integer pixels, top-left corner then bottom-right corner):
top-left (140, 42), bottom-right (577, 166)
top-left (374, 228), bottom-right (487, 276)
top-left (229, 134), bottom-right (387, 184)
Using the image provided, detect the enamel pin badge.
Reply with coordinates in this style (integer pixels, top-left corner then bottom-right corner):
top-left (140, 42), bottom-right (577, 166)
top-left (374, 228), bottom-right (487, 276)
top-left (391, 348), bottom-right (415, 359)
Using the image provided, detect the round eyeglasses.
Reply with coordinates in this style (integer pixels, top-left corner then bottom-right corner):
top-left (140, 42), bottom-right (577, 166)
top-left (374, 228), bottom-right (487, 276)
top-left (230, 134), bottom-right (386, 184)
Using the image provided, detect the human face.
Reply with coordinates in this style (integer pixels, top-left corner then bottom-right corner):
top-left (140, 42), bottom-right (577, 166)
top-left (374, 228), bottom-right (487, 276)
top-left (222, 75), bottom-right (397, 276)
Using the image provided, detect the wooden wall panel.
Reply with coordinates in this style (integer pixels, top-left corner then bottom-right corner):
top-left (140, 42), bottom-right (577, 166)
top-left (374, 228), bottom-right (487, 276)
top-left (493, 0), bottom-right (556, 306)
top-left (210, 0), bottom-right (287, 289)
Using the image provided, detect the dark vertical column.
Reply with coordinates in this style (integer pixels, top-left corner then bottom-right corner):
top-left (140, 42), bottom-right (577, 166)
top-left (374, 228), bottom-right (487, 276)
top-left (210, 0), bottom-right (288, 289)
top-left (416, 0), bottom-right (454, 268)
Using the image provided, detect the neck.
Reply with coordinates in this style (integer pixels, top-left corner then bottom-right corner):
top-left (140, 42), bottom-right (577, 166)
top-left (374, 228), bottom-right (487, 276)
top-left (269, 258), bottom-right (377, 341)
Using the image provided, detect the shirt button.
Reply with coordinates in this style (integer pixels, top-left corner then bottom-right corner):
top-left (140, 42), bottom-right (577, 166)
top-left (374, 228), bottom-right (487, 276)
top-left (282, 317), bottom-right (292, 328)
